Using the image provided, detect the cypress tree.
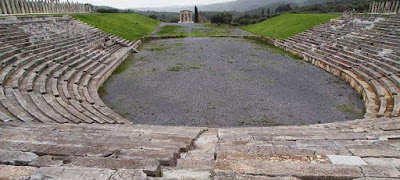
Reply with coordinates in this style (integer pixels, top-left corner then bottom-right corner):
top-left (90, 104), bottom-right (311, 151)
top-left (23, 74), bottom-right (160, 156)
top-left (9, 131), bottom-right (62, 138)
top-left (194, 6), bottom-right (199, 23)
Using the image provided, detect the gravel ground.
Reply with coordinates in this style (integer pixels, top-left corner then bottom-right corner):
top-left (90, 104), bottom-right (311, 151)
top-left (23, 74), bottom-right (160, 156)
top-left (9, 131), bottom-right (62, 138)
top-left (101, 37), bottom-right (365, 127)
top-left (150, 22), bottom-right (253, 36)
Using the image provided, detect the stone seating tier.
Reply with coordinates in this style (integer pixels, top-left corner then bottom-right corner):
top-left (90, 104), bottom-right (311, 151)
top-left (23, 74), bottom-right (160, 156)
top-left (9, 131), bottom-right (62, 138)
top-left (277, 15), bottom-right (400, 119)
top-left (0, 16), bottom-right (135, 124)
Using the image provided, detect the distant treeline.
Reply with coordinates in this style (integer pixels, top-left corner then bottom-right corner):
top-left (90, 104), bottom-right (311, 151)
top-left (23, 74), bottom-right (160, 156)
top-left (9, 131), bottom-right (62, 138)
top-left (95, 0), bottom-right (390, 25)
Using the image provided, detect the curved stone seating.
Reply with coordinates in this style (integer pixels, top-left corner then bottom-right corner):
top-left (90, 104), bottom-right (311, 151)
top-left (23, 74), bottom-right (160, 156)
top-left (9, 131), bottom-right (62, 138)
top-left (0, 16), bottom-right (135, 124)
top-left (276, 15), bottom-right (400, 119)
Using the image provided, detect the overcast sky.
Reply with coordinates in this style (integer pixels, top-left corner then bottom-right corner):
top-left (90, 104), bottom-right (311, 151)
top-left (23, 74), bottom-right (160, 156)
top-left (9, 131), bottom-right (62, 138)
top-left (70, 0), bottom-right (234, 9)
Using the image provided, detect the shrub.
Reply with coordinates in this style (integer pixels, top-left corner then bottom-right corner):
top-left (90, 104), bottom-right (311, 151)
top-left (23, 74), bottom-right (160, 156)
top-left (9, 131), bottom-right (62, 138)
top-left (210, 13), bottom-right (233, 26)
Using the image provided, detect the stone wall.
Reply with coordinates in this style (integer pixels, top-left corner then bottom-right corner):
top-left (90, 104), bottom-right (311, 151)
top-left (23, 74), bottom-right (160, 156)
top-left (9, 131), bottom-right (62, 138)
top-left (0, 0), bottom-right (93, 15)
top-left (369, 1), bottom-right (400, 14)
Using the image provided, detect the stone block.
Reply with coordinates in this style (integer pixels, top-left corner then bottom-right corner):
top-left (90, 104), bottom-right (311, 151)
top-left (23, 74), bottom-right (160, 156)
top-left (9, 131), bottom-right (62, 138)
top-left (328, 155), bottom-right (368, 165)
top-left (32, 167), bottom-right (115, 180)
top-left (0, 150), bottom-right (38, 165)
top-left (110, 169), bottom-right (149, 180)
top-left (28, 155), bottom-right (65, 167)
top-left (363, 158), bottom-right (400, 166)
top-left (66, 157), bottom-right (161, 177)
top-left (361, 165), bottom-right (400, 178)
top-left (214, 170), bottom-right (300, 180)
top-left (0, 165), bottom-right (37, 180)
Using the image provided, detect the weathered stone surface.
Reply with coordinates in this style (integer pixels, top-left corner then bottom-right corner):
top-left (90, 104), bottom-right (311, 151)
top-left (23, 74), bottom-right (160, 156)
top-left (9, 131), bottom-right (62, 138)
top-left (109, 169), bottom-right (148, 180)
top-left (28, 155), bottom-right (65, 167)
top-left (216, 160), bottom-right (363, 178)
top-left (214, 170), bottom-right (300, 180)
top-left (32, 167), bottom-right (115, 180)
top-left (0, 150), bottom-right (39, 165)
top-left (328, 155), bottom-right (368, 165)
top-left (0, 165), bottom-right (37, 180)
top-left (66, 157), bottom-right (161, 177)
top-left (363, 158), bottom-right (400, 166)
top-left (12, 143), bottom-right (116, 157)
top-left (360, 165), bottom-right (400, 178)
top-left (348, 145), bottom-right (400, 158)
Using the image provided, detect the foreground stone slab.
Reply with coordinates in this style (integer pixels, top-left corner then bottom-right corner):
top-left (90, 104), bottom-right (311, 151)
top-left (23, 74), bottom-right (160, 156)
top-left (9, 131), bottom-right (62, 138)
top-left (0, 165), bottom-right (37, 180)
top-left (216, 160), bottom-right (364, 178)
top-left (0, 150), bottom-right (39, 165)
top-left (32, 167), bottom-right (115, 180)
top-left (362, 158), bottom-right (400, 166)
top-left (214, 170), bottom-right (300, 180)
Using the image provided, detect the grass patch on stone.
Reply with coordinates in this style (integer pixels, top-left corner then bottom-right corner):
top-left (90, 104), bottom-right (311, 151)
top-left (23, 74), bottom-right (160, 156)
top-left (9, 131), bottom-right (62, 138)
top-left (148, 45), bottom-right (170, 52)
top-left (174, 42), bottom-right (184, 47)
top-left (248, 38), bottom-right (304, 62)
top-left (168, 63), bottom-right (205, 72)
top-left (157, 23), bottom-right (235, 37)
top-left (113, 54), bottom-right (135, 75)
top-left (72, 13), bottom-right (160, 41)
top-left (157, 25), bottom-right (185, 35)
top-left (243, 13), bottom-right (340, 40)
top-left (336, 104), bottom-right (363, 116)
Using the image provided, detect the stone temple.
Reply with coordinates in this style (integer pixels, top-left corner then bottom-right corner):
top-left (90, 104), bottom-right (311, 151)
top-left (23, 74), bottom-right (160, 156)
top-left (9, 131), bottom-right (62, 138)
top-left (0, 0), bottom-right (400, 179)
top-left (179, 10), bottom-right (194, 23)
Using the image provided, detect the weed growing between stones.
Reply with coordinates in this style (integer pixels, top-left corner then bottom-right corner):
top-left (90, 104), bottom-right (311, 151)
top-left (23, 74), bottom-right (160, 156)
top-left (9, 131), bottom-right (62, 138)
top-left (113, 55), bottom-right (135, 75)
top-left (336, 104), bottom-right (363, 117)
top-left (168, 63), bottom-right (205, 72)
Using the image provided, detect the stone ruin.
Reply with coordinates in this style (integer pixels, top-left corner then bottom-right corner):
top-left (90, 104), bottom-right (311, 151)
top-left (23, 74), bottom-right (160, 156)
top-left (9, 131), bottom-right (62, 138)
top-left (370, 1), bottom-right (400, 14)
top-left (0, 0), bottom-right (93, 15)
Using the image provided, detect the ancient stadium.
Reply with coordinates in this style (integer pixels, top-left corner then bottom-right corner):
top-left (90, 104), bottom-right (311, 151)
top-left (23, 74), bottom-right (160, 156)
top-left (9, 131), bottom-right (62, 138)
top-left (0, 0), bottom-right (400, 179)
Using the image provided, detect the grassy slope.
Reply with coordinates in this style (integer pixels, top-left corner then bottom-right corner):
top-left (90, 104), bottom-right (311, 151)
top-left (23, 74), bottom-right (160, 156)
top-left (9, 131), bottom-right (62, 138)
top-left (243, 14), bottom-right (340, 40)
top-left (157, 23), bottom-right (237, 37)
top-left (72, 13), bottom-right (160, 41)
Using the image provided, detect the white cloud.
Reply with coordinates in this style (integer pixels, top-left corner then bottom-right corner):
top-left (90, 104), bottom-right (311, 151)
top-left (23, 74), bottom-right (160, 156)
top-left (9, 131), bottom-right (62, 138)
top-left (70, 0), bottom-right (234, 9)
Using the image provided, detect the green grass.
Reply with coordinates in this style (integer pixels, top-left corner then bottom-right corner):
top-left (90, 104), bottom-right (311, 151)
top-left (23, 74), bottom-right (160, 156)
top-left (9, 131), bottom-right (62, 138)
top-left (247, 38), bottom-right (303, 62)
top-left (113, 54), bottom-right (135, 74)
top-left (335, 104), bottom-right (364, 117)
top-left (168, 63), bottom-right (205, 72)
top-left (243, 13), bottom-right (340, 40)
top-left (157, 25), bottom-right (184, 35)
top-left (72, 13), bottom-right (160, 41)
top-left (156, 23), bottom-right (235, 37)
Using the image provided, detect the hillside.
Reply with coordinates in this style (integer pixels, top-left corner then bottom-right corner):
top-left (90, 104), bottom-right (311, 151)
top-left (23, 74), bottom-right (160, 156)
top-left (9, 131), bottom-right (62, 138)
top-left (243, 13), bottom-right (339, 40)
top-left (72, 13), bottom-right (160, 41)
top-left (137, 0), bottom-right (308, 12)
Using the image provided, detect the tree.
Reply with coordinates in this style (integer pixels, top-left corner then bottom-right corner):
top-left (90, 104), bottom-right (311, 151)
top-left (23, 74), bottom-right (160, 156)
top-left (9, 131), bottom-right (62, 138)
top-left (194, 6), bottom-right (199, 23)
top-left (210, 13), bottom-right (232, 26)
top-left (275, 3), bottom-right (292, 13)
top-left (148, 14), bottom-right (157, 20)
top-left (97, 8), bottom-right (119, 13)
top-left (262, 9), bottom-right (265, 16)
